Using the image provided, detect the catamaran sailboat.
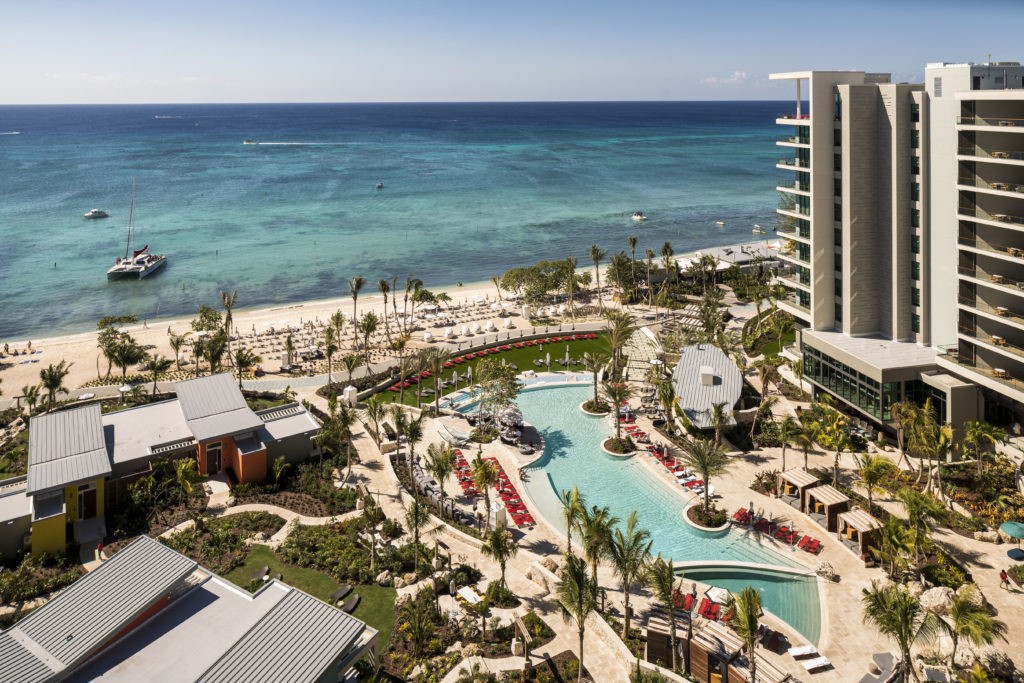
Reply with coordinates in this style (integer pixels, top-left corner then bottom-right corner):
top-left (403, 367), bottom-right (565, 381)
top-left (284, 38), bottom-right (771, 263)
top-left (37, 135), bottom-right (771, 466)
top-left (107, 182), bottom-right (167, 280)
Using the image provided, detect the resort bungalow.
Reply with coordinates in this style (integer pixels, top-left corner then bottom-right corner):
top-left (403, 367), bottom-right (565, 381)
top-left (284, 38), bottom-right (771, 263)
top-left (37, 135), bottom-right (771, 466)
top-left (776, 468), bottom-right (822, 511)
top-left (18, 373), bottom-right (320, 557)
top-left (671, 345), bottom-right (743, 434)
top-left (0, 535), bottom-right (378, 681)
top-left (644, 609), bottom-right (691, 669)
top-left (804, 484), bottom-right (850, 532)
top-left (837, 508), bottom-right (883, 563)
top-left (689, 620), bottom-right (743, 683)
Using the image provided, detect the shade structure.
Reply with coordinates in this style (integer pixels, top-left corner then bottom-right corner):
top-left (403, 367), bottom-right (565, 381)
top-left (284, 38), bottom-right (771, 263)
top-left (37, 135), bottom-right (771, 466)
top-left (1000, 521), bottom-right (1024, 540)
top-left (705, 586), bottom-right (731, 604)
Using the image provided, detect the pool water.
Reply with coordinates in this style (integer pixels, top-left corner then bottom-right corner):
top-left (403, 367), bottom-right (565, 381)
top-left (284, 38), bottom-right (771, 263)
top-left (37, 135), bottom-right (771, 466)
top-left (517, 384), bottom-right (821, 644)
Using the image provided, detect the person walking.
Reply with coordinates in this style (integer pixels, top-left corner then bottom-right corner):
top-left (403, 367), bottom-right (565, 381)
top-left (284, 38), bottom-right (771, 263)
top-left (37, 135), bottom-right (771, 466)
top-left (999, 568), bottom-right (1010, 589)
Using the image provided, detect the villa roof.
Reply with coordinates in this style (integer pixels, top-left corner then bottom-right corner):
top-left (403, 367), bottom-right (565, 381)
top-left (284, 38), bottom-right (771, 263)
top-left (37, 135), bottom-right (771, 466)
top-left (839, 509), bottom-right (883, 532)
top-left (2, 536), bottom-right (196, 679)
top-left (256, 402), bottom-right (321, 443)
top-left (693, 620), bottom-right (743, 659)
top-left (102, 399), bottom-right (194, 465)
top-left (195, 588), bottom-right (368, 683)
top-left (174, 373), bottom-right (264, 442)
top-left (671, 345), bottom-right (743, 430)
top-left (730, 654), bottom-right (793, 683)
top-left (778, 468), bottom-right (820, 489)
top-left (27, 405), bottom-right (112, 494)
top-left (806, 484), bottom-right (849, 507)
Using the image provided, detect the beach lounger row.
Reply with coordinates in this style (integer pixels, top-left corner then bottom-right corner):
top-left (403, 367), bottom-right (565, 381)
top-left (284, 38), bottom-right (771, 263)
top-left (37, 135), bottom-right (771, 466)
top-left (743, 513), bottom-right (824, 554)
top-left (483, 456), bottom-right (535, 527)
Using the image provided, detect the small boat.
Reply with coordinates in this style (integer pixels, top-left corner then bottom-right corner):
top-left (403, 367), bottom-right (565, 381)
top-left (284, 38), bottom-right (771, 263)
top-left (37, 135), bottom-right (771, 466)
top-left (83, 209), bottom-right (109, 219)
top-left (375, 182), bottom-right (384, 190)
top-left (243, 139), bottom-right (259, 145)
top-left (715, 220), bottom-right (725, 226)
top-left (752, 224), bottom-right (767, 235)
top-left (107, 181), bottom-right (167, 280)
top-left (631, 211), bottom-right (647, 222)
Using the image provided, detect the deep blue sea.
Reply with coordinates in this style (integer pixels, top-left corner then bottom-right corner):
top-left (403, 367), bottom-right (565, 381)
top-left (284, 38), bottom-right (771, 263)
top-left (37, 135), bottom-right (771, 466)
top-left (0, 101), bottom-right (784, 339)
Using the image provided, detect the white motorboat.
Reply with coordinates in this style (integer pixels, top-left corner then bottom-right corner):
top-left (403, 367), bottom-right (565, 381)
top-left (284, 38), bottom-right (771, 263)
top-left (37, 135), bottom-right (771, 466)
top-left (631, 211), bottom-right (647, 222)
top-left (752, 224), bottom-right (767, 235)
top-left (107, 182), bottom-right (167, 280)
top-left (243, 139), bottom-right (259, 145)
top-left (83, 209), bottom-right (109, 219)
top-left (715, 220), bottom-right (725, 226)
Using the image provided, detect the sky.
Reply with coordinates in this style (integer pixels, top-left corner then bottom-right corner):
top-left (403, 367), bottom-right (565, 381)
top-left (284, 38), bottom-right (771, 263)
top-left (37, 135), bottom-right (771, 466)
top-left (1, 0), bottom-right (1021, 104)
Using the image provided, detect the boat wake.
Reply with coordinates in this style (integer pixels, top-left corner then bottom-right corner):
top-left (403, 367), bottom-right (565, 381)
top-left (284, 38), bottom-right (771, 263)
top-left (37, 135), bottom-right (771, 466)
top-left (153, 115), bottom-right (183, 119)
top-left (0, 131), bottom-right (21, 135)
top-left (244, 141), bottom-right (346, 146)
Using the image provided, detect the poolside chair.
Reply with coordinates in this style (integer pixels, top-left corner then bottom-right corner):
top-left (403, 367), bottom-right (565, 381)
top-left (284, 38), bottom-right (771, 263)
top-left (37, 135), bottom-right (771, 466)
top-left (788, 644), bottom-right (818, 659)
top-left (801, 656), bottom-right (831, 672)
top-left (697, 598), bottom-right (710, 618)
top-left (806, 539), bottom-right (822, 554)
top-left (682, 593), bottom-right (695, 612)
top-left (707, 603), bottom-right (720, 620)
top-left (797, 535), bottom-right (812, 550)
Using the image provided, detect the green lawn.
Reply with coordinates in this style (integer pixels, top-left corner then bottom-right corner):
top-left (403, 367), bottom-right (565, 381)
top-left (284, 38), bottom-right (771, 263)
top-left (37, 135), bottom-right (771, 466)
top-left (223, 545), bottom-right (396, 646)
top-left (376, 333), bottom-right (611, 406)
top-left (752, 329), bottom-right (796, 358)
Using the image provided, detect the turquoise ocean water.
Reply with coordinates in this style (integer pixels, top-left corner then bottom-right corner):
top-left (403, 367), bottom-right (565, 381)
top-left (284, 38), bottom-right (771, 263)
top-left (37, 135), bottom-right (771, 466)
top-left (0, 102), bottom-right (783, 339)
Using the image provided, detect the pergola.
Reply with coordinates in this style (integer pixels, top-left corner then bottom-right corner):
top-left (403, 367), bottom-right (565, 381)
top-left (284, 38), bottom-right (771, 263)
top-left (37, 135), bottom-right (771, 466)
top-left (776, 468), bottom-right (821, 511)
top-left (805, 484), bottom-right (850, 531)
top-left (729, 653), bottom-right (794, 683)
top-left (689, 620), bottom-right (743, 683)
top-left (837, 508), bottom-right (883, 562)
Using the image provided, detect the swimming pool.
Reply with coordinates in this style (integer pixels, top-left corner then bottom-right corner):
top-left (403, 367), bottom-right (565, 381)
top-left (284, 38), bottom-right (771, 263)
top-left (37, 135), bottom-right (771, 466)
top-left (516, 383), bottom-right (821, 644)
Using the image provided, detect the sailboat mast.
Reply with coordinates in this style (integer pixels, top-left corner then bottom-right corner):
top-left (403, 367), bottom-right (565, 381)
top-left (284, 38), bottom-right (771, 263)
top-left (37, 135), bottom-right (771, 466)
top-left (125, 180), bottom-right (136, 260)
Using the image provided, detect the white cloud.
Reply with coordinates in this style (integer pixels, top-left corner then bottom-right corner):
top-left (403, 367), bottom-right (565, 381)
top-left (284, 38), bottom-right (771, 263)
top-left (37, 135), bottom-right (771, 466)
top-left (46, 71), bottom-right (126, 83)
top-left (701, 70), bottom-right (749, 86)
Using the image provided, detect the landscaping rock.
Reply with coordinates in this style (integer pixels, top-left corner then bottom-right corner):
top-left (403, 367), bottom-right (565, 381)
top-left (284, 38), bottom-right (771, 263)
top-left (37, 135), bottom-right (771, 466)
top-left (905, 580), bottom-right (925, 598)
top-left (955, 583), bottom-right (986, 609)
top-left (252, 531), bottom-right (270, 543)
top-left (404, 572), bottom-right (417, 585)
top-left (463, 643), bottom-right (481, 657)
top-left (815, 562), bottom-right (837, 581)
top-left (973, 530), bottom-right (1001, 544)
top-left (394, 578), bottom-right (406, 589)
top-left (541, 558), bottom-right (559, 574)
top-left (375, 570), bottom-right (393, 587)
top-left (953, 647), bottom-right (976, 670)
top-left (920, 587), bottom-right (955, 615)
top-left (978, 646), bottom-right (1016, 680)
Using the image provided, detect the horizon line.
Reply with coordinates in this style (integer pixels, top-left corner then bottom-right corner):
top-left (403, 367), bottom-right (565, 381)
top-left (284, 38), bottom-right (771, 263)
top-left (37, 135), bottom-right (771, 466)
top-left (0, 98), bottom-right (802, 107)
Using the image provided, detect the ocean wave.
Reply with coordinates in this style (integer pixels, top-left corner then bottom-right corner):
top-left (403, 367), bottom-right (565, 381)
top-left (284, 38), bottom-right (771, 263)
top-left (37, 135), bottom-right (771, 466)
top-left (153, 115), bottom-right (183, 119)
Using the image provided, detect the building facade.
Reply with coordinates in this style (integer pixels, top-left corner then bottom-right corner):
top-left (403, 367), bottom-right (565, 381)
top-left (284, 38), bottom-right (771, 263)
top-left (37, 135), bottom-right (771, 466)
top-left (771, 63), bottom-right (1024, 432)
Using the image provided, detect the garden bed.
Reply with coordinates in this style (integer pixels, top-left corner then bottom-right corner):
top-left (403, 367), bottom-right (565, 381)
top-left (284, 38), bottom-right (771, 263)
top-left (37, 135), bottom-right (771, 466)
top-left (232, 462), bottom-right (360, 516)
top-left (161, 511), bottom-right (285, 574)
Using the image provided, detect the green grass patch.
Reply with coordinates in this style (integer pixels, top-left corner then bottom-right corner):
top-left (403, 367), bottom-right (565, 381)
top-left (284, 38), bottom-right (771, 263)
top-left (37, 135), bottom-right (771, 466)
top-left (224, 545), bottom-right (396, 645)
top-left (751, 329), bottom-right (795, 358)
top-left (375, 333), bottom-right (610, 407)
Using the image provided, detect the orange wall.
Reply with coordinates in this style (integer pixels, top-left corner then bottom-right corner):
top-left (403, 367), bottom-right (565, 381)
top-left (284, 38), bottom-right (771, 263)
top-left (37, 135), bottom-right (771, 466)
top-left (197, 437), bottom-right (266, 484)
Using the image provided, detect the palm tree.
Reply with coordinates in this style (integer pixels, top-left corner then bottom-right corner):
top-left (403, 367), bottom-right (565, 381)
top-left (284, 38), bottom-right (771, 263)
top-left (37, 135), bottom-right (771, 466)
top-left (233, 348), bottom-right (262, 389)
top-left (419, 347), bottom-right (449, 415)
top-left (645, 248), bottom-right (656, 309)
top-left (565, 255), bottom-right (578, 322)
top-left (707, 400), bottom-right (730, 446)
top-left (963, 420), bottom-right (1005, 478)
top-left (168, 330), bottom-right (191, 371)
top-left (680, 437), bottom-right (731, 515)
top-left (858, 453), bottom-right (897, 514)
top-left (39, 360), bottom-right (72, 410)
top-left (627, 235), bottom-right (638, 304)
top-left (110, 337), bottom-right (148, 379)
top-left (589, 244), bottom-right (606, 312)
top-left (896, 487), bottom-right (944, 563)
top-left (330, 309), bottom-right (346, 350)
top-left (358, 312), bottom-right (380, 361)
top-left (582, 351), bottom-right (610, 409)
top-left (602, 381), bottom-right (635, 443)
top-left (203, 332), bottom-right (228, 375)
top-left (174, 458), bottom-right (197, 507)
top-left (491, 274), bottom-right (502, 301)
top-left (646, 556), bottom-right (681, 672)
top-left (748, 394), bottom-right (778, 441)
top-left (141, 354), bottom-right (173, 396)
top-left (777, 416), bottom-right (804, 492)
top-left (425, 442), bottom-right (455, 518)
top-left (555, 553), bottom-right (598, 683)
top-left (471, 455), bottom-right (499, 530)
top-left (336, 402), bottom-right (358, 484)
top-left (947, 584), bottom-right (1007, 669)
top-left (559, 486), bottom-right (586, 553)
top-left (871, 516), bottom-right (914, 578)
top-left (605, 311), bottom-right (637, 375)
top-left (404, 414), bottom-right (425, 485)
top-left (862, 580), bottom-right (947, 682)
top-left (323, 325), bottom-right (338, 387)
top-left (313, 396), bottom-right (342, 479)
top-left (341, 353), bottom-right (364, 386)
top-left (608, 511), bottom-right (652, 638)
top-left (481, 527), bottom-right (518, 588)
top-left (377, 278), bottom-right (392, 346)
top-left (657, 379), bottom-right (676, 433)
top-left (797, 419), bottom-right (818, 470)
top-left (729, 586), bottom-right (763, 683)
top-left (660, 241), bottom-right (675, 289)
top-left (891, 398), bottom-right (919, 473)
top-left (349, 276), bottom-right (365, 349)
top-left (405, 497), bottom-right (432, 578)
top-left (580, 504), bottom-right (619, 584)
top-left (21, 384), bottom-right (40, 415)
top-left (220, 290), bottom-right (238, 364)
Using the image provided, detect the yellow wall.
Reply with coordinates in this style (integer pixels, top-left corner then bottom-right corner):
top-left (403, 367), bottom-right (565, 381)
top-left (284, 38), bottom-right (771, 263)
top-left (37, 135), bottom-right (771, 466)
top-left (31, 514), bottom-right (66, 557)
top-left (62, 479), bottom-right (105, 522)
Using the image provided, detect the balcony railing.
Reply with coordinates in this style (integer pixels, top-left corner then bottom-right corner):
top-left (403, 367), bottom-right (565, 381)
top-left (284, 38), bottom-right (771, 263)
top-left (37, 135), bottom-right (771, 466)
top-left (958, 265), bottom-right (1024, 291)
top-left (957, 235), bottom-right (1024, 260)
top-left (781, 293), bottom-right (811, 313)
top-left (959, 205), bottom-right (1024, 226)
top-left (958, 176), bottom-right (1024, 195)
top-left (958, 146), bottom-right (1024, 161)
top-left (777, 266), bottom-right (810, 286)
top-left (778, 113), bottom-right (811, 121)
top-left (959, 294), bottom-right (1024, 324)
top-left (957, 116), bottom-right (1024, 128)
top-left (775, 135), bottom-right (810, 144)
top-left (776, 224), bottom-right (811, 240)
top-left (777, 181), bottom-right (810, 193)
top-left (938, 345), bottom-right (1024, 392)
top-left (960, 324), bottom-right (1024, 362)
top-left (778, 158), bottom-right (811, 169)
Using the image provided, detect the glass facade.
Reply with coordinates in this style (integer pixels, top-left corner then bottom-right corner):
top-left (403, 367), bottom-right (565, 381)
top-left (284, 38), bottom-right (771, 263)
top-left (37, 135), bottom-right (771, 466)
top-left (911, 208), bottom-right (920, 228)
top-left (911, 261), bottom-right (921, 280)
top-left (911, 234), bottom-right (920, 254)
top-left (911, 130), bottom-right (920, 149)
top-left (912, 313), bottom-right (921, 333)
top-left (911, 287), bottom-right (920, 306)
top-left (911, 182), bottom-right (920, 202)
top-left (802, 344), bottom-right (907, 421)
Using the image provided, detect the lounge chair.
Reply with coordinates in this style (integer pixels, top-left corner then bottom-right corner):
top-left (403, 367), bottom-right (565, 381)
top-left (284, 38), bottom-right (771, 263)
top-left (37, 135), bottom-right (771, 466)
top-left (683, 593), bottom-right (695, 612)
top-left (252, 565), bottom-right (269, 582)
top-left (329, 584), bottom-right (353, 603)
top-left (707, 603), bottom-right (720, 620)
top-left (789, 644), bottom-right (818, 659)
top-left (697, 597), bottom-right (710, 618)
top-left (797, 535), bottom-right (812, 550)
top-left (801, 656), bottom-right (832, 672)
top-left (341, 593), bottom-right (361, 613)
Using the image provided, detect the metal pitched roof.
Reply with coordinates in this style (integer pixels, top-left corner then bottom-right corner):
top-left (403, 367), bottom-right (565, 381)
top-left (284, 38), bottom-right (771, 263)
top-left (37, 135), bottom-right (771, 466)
top-left (195, 588), bottom-right (368, 683)
top-left (670, 345), bottom-right (743, 429)
top-left (0, 632), bottom-right (55, 683)
top-left (174, 373), bottom-right (263, 442)
top-left (12, 536), bottom-right (196, 670)
top-left (27, 405), bottom-right (112, 494)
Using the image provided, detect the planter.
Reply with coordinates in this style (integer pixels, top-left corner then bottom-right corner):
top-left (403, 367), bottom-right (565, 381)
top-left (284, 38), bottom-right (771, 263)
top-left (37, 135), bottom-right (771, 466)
top-left (682, 502), bottom-right (731, 534)
top-left (580, 401), bottom-right (611, 416)
top-left (601, 438), bottom-right (636, 458)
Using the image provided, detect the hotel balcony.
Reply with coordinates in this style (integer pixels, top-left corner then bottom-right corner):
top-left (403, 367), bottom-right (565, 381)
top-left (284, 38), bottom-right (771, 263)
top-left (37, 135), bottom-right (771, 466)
top-left (776, 158), bottom-right (811, 172)
top-left (958, 264), bottom-right (1024, 298)
top-left (937, 344), bottom-right (1024, 400)
top-left (777, 245), bottom-right (810, 267)
top-left (957, 115), bottom-right (1024, 132)
top-left (777, 208), bottom-right (811, 225)
top-left (776, 223), bottom-right (811, 243)
top-left (775, 267), bottom-right (811, 291)
top-left (957, 235), bottom-right (1024, 265)
top-left (958, 204), bottom-right (1024, 228)
top-left (775, 134), bottom-right (810, 147)
top-left (958, 145), bottom-right (1024, 166)
top-left (959, 294), bottom-right (1024, 333)
top-left (775, 113), bottom-right (811, 126)
top-left (958, 321), bottom-right (1024, 366)
top-left (776, 180), bottom-right (811, 197)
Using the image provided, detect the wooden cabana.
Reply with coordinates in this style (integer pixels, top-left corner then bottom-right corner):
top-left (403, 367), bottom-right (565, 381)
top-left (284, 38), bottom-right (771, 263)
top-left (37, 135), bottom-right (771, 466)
top-left (689, 620), bottom-right (743, 683)
top-left (776, 469), bottom-right (821, 511)
top-left (804, 484), bottom-right (850, 531)
top-left (837, 509), bottom-right (883, 562)
top-left (728, 653), bottom-right (793, 683)
top-left (645, 609), bottom-right (691, 669)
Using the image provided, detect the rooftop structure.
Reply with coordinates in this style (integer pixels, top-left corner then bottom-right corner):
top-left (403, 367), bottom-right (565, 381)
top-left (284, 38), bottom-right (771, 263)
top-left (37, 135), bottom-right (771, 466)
top-left (26, 405), bottom-right (111, 495)
top-left (0, 536), bottom-right (377, 682)
top-left (175, 373), bottom-right (266, 442)
top-left (670, 345), bottom-right (742, 429)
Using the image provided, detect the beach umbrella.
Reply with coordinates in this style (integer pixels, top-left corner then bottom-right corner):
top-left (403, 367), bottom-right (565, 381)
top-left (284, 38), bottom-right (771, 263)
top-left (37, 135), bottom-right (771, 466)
top-left (452, 370), bottom-right (459, 386)
top-left (545, 352), bottom-right (550, 370)
top-left (1000, 521), bottom-right (1024, 546)
top-left (705, 586), bottom-right (731, 604)
top-left (565, 344), bottom-right (570, 365)
top-left (467, 366), bottom-right (473, 381)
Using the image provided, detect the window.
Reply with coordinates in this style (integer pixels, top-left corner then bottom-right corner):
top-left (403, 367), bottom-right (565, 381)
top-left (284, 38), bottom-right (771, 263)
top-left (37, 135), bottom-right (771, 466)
top-left (911, 182), bottom-right (920, 202)
top-left (911, 287), bottom-right (920, 306)
top-left (911, 103), bottom-right (920, 123)
top-left (912, 313), bottom-right (921, 333)
top-left (834, 227), bottom-right (842, 246)
top-left (834, 203), bottom-right (843, 221)
top-left (834, 128), bottom-right (842, 146)
top-left (911, 261), bottom-right (921, 280)
top-left (911, 130), bottom-right (920, 149)
top-left (834, 153), bottom-right (842, 172)
top-left (911, 208), bottom-right (920, 228)
top-left (834, 178), bottom-right (842, 196)
top-left (934, 77), bottom-right (943, 97)
top-left (834, 303), bottom-right (843, 323)
top-left (835, 278), bottom-right (843, 296)
top-left (834, 253), bottom-right (843, 271)
top-left (911, 157), bottom-right (920, 175)
top-left (911, 234), bottom-right (920, 254)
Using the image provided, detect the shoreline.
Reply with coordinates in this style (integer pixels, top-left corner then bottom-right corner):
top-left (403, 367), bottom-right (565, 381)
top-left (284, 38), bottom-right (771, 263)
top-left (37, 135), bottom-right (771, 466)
top-left (0, 238), bottom-right (774, 397)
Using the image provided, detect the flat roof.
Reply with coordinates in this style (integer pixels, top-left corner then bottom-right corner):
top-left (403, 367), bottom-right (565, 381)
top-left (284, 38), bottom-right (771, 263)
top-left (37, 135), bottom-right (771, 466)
top-left (257, 403), bottom-right (321, 442)
top-left (174, 373), bottom-right (263, 442)
top-left (802, 330), bottom-right (936, 378)
top-left (0, 479), bottom-right (30, 524)
top-left (69, 578), bottom-right (290, 682)
top-left (671, 345), bottom-right (743, 429)
top-left (101, 400), bottom-right (193, 465)
top-left (27, 405), bottom-right (112, 494)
